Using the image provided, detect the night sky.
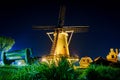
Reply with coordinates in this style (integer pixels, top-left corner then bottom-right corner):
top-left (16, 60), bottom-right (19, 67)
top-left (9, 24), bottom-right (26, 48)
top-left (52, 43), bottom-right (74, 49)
top-left (0, 1), bottom-right (120, 59)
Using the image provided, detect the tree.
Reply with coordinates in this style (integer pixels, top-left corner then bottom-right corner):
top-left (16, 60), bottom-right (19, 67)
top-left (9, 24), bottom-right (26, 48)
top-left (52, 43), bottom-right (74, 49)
top-left (0, 36), bottom-right (15, 61)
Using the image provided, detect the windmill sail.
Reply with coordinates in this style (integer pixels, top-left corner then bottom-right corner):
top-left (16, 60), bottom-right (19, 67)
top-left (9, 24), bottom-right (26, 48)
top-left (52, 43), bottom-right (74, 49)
top-left (32, 5), bottom-right (89, 58)
top-left (57, 5), bottom-right (66, 28)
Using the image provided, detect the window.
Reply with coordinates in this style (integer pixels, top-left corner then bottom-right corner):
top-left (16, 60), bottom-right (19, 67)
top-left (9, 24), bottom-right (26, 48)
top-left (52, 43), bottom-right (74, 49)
top-left (83, 59), bottom-right (85, 62)
top-left (111, 55), bottom-right (114, 58)
top-left (87, 59), bottom-right (89, 63)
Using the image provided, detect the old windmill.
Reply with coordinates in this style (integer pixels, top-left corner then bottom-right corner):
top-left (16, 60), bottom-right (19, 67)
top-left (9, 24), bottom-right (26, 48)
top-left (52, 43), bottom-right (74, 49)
top-left (32, 4), bottom-right (88, 61)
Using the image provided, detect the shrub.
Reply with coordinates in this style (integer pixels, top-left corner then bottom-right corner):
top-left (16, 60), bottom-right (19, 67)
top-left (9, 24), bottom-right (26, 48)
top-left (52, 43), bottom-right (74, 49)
top-left (79, 64), bottom-right (120, 80)
top-left (1, 58), bottom-right (120, 80)
top-left (12, 57), bottom-right (80, 80)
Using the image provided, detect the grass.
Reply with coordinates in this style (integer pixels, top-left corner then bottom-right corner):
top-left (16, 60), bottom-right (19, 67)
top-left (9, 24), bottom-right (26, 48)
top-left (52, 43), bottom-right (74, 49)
top-left (0, 66), bottom-right (18, 80)
top-left (79, 64), bottom-right (120, 80)
top-left (0, 57), bottom-right (120, 80)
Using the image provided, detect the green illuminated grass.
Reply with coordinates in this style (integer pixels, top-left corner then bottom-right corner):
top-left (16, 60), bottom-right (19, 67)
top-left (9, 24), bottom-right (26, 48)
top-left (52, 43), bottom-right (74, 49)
top-left (79, 64), bottom-right (120, 80)
top-left (0, 58), bottom-right (120, 80)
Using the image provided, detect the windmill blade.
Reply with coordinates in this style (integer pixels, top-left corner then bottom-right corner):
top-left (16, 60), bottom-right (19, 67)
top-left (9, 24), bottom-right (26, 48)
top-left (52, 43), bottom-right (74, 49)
top-left (57, 5), bottom-right (66, 28)
top-left (32, 26), bottom-right (56, 30)
top-left (63, 26), bottom-right (89, 33)
top-left (59, 5), bottom-right (66, 21)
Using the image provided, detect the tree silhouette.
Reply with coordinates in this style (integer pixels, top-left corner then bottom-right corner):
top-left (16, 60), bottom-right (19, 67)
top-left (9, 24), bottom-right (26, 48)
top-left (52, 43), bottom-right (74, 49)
top-left (0, 36), bottom-right (15, 61)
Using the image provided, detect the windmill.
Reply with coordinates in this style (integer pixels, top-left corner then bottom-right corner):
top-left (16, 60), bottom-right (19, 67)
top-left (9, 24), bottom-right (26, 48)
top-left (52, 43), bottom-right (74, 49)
top-left (32, 5), bottom-right (88, 62)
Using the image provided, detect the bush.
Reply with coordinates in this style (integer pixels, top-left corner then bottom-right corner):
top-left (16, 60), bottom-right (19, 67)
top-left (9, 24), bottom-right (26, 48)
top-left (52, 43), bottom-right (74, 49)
top-left (79, 64), bottom-right (120, 80)
top-left (0, 66), bottom-right (18, 80)
top-left (12, 57), bottom-right (80, 80)
top-left (1, 58), bottom-right (120, 80)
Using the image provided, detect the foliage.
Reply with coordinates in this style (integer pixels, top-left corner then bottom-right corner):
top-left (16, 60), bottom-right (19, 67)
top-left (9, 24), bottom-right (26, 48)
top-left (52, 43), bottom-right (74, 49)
top-left (0, 58), bottom-right (120, 80)
top-left (79, 64), bottom-right (120, 80)
top-left (0, 36), bottom-right (15, 64)
top-left (0, 65), bottom-right (18, 80)
top-left (12, 57), bottom-right (80, 80)
top-left (0, 36), bottom-right (15, 52)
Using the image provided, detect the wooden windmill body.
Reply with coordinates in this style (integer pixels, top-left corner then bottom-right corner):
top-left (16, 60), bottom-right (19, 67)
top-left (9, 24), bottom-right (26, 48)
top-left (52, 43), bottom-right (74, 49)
top-left (33, 5), bottom-right (88, 61)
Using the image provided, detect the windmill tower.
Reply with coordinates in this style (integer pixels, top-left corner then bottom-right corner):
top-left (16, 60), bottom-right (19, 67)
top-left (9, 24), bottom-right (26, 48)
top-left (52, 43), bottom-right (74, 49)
top-left (33, 5), bottom-right (88, 61)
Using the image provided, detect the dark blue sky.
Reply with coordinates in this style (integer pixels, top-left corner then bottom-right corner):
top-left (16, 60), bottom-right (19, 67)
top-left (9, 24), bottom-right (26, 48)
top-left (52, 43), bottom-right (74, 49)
top-left (0, 1), bottom-right (120, 59)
